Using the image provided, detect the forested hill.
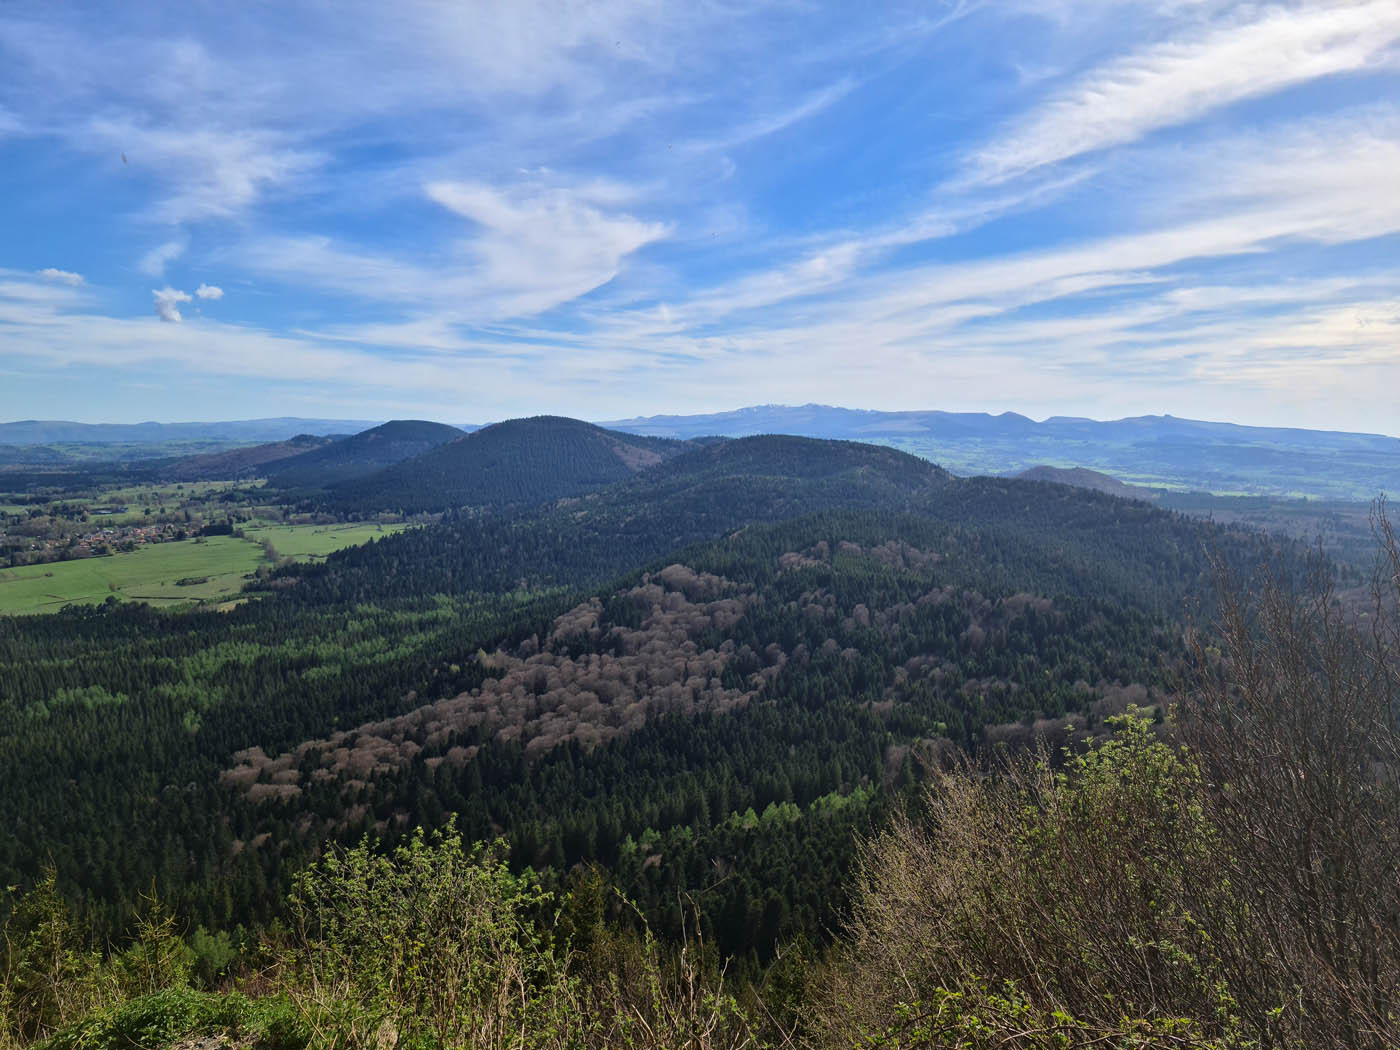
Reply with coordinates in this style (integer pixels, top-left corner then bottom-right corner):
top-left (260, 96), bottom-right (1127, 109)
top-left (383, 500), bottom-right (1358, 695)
top-left (223, 507), bottom-right (1200, 958)
top-left (317, 415), bottom-right (693, 514)
top-left (658, 433), bottom-right (947, 484)
top-left (284, 432), bottom-right (1252, 614)
top-left (152, 434), bottom-right (337, 482)
top-left (283, 434), bottom-right (954, 602)
top-left (261, 419), bottom-right (467, 489)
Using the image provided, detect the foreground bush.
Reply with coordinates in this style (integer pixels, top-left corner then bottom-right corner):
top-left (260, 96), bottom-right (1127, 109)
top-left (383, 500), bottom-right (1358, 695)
top-left (1, 873), bottom-right (206, 1047)
top-left (40, 988), bottom-right (301, 1050)
top-left (284, 822), bottom-right (760, 1050)
top-left (285, 827), bottom-right (572, 1048)
top-left (816, 719), bottom-right (1249, 1049)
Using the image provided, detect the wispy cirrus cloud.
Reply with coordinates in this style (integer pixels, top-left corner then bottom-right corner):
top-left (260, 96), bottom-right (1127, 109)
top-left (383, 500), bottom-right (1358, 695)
top-left (425, 179), bottom-right (669, 318)
top-left (0, 270), bottom-right (89, 312)
top-left (139, 238), bottom-right (187, 278)
top-left (243, 175), bottom-right (668, 322)
top-left (92, 120), bottom-right (323, 225)
top-left (970, 1), bottom-right (1400, 183)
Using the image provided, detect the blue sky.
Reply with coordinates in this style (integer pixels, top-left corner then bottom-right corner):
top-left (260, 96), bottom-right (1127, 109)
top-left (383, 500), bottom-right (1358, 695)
top-left (1, 1), bottom-right (1398, 432)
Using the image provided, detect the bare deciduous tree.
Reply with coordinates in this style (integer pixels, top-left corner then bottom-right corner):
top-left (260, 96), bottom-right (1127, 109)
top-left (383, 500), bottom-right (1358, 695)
top-left (1180, 502), bottom-right (1400, 1048)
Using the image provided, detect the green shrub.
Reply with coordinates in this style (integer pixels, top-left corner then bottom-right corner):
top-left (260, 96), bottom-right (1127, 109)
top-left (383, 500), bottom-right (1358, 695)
top-left (1, 871), bottom-right (114, 1046)
top-left (286, 821), bottom-right (581, 1049)
top-left (38, 988), bottom-right (302, 1050)
top-left (284, 822), bottom-right (761, 1050)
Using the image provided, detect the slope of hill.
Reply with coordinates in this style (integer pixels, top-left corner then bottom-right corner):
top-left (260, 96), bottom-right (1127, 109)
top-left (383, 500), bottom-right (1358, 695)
top-left (226, 507), bottom-right (1198, 945)
top-left (264, 420), bottom-right (467, 489)
top-left (603, 404), bottom-right (1400, 500)
top-left (320, 416), bottom-right (692, 514)
top-left (155, 434), bottom-right (338, 481)
top-left (1016, 465), bottom-right (1155, 502)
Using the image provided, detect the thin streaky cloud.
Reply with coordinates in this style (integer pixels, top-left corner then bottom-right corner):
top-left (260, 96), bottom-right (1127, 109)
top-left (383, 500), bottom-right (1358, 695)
top-left (971, 1), bottom-right (1400, 183)
top-left (37, 268), bottom-right (83, 286)
top-left (139, 238), bottom-right (188, 279)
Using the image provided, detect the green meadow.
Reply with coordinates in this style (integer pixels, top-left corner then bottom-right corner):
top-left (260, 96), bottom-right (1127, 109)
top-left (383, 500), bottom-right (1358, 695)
top-left (0, 536), bottom-right (262, 613)
top-left (242, 521), bottom-right (410, 560)
top-left (0, 521), bottom-right (405, 614)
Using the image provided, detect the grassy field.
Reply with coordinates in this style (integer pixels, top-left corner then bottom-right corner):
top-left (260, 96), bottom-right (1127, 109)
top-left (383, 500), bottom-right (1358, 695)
top-left (241, 521), bottom-right (409, 560)
top-left (0, 535), bottom-right (263, 613)
top-left (0, 521), bottom-right (411, 614)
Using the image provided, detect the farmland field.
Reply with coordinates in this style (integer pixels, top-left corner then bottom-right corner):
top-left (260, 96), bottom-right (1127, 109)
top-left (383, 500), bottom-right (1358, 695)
top-left (0, 520), bottom-right (407, 613)
top-left (0, 535), bottom-right (263, 613)
top-left (241, 521), bottom-right (410, 560)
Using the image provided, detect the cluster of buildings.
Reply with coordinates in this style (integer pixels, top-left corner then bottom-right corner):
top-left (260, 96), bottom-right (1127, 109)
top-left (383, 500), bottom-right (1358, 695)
top-left (1, 518), bottom-right (191, 566)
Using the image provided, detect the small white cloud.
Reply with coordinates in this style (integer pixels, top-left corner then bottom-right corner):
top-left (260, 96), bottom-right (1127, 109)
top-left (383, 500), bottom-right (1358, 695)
top-left (195, 283), bottom-right (224, 300)
top-left (140, 238), bottom-right (188, 278)
top-left (38, 268), bottom-right (84, 286)
top-left (152, 286), bottom-right (192, 323)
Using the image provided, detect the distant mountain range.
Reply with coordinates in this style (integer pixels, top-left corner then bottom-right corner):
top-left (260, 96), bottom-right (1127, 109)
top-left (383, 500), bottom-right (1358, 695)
top-left (603, 405), bottom-right (1400, 501)
top-left (0, 417), bottom-right (387, 445)
top-left (2, 405), bottom-right (1396, 501)
top-left (601, 404), bottom-right (1399, 450)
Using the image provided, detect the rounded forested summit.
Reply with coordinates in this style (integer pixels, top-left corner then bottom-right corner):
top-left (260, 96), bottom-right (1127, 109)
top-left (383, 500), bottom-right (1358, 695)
top-left (652, 433), bottom-right (953, 486)
top-left (323, 415), bottom-right (693, 514)
top-left (263, 419), bottom-right (467, 489)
